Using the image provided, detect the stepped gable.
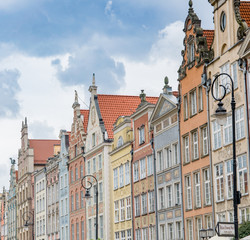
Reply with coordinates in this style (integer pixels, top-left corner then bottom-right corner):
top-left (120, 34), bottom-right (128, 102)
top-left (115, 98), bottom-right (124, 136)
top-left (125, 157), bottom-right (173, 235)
top-left (80, 109), bottom-right (89, 133)
top-left (203, 30), bottom-right (214, 49)
top-left (97, 94), bottom-right (158, 139)
top-left (240, 1), bottom-right (250, 26)
top-left (29, 139), bottom-right (60, 165)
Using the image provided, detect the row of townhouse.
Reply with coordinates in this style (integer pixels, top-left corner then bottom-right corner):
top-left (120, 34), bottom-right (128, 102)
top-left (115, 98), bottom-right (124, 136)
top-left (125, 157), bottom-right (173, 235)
top-left (3, 0), bottom-right (250, 240)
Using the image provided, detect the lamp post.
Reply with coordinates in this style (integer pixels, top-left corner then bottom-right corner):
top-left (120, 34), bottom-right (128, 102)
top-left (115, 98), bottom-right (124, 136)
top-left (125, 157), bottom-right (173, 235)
top-left (211, 72), bottom-right (241, 240)
top-left (199, 228), bottom-right (214, 239)
top-left (22, 211), bottom-right (34, 239)
top-left (81, 175), bottom-right (98, 240)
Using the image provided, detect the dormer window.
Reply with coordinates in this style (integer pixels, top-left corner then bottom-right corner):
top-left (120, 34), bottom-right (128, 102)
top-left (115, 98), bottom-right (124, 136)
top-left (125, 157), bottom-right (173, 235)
top-left (92, 133), bottom-right (96, 147)
top-left (188, 42), bottom-right (195, 63)
top-left (220, 12), bottom-right (226, 32)
top-left (138, 125), bottom-right (145, 145)
top-left (117, 136), bottom-right (124, 148)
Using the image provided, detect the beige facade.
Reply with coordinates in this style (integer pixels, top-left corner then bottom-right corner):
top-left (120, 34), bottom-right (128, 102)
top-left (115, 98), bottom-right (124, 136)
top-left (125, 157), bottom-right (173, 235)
top-left (207, 0), bottom-right (250, 225)
top-left (109, 116), bottom-right (133, 240)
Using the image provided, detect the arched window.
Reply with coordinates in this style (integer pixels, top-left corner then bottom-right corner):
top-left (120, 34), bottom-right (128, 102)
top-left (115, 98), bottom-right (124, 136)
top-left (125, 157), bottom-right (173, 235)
top-left (117, 136), bottom-right (124, 148)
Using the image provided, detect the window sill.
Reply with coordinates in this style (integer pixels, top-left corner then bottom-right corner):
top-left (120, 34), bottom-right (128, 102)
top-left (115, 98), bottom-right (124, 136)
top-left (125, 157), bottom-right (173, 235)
top-left (190, 112), bottom-right (198, 118)
top-left (183, 161), bottom-right (190, 166)
top-left (185, 208), bottom-right (193, 212)
top-left (191, 157), bottom-right (200, 162)
top-left (200, 153), bottom-right (209, 159)
top-left (139, 141), bottom-right (145, 146)
top-left (216, 199), bottom-right (225, 204)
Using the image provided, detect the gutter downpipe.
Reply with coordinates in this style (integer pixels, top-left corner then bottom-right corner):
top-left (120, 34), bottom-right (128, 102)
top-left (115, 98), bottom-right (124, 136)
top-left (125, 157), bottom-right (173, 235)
top-left (150, 135), bottom-right (159, 240)
top-left (203, 64), bottom-right (216, 231)
top-left (177, 91), bottom-right (185, 240)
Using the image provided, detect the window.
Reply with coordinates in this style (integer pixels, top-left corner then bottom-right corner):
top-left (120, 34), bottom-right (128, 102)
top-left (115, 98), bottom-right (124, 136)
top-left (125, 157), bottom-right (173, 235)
top-left (159, 188), bottom-right (164, 209)
top-left (149, 226), bottom-right (155, 240)
top-left (135, 196), bottom-right (140, 216)
top-left (168, 223), bottom-right (173, 240)
top-left (240, 208), bottom-right (250, 223)
top-left (99, 182), bottom-right (103, 202)
top-left (173, 143), bottom-right (179, 165)
top-left (100, 216), bottom-right (103, 238)
top-left (184, 95), bottom-right (188, 120)
top-left (71, 224), bottom-right (74, 240)
top-left (196, 217), bottom-right (202, 240)
top-left (70, 169), bottom-right (73, 183)
top-left (228, 211), bottom-right (234, 222)
top-left (220, 62), bottom-right (230, 93)
top-left (174, 182), bottom-right (181, 205)
top-left (157, 150), bottom-right (164, 171)
top-left (140, 158), bottom-right (146, 179)
top-left (215, 163), bottom-right (224, 201)
top-left (231, 62), bottom-right (238, 89)
top-left (117, 136), bottom-right (124, 148)
top-left (220, 11), bottom-right (226, 31)
top-left (75, 192), bottom-right (79, 210)
top-left (80, 164), bottom-right (83, 178)
top-left (141, 193), bottom-right (147, 215)
top-left (192, 131), bottom-right (199, 160)
top-left (113, 168), bottom-right (118, 190)
top-left (201, 126), bottom-right (208, 156)
top-left (115, 232), bottom-right (119, 240)
top-left (135, 229), bottom-right (141, 240)
top-left (76, 222), bottom-right (79, 240)
top-left (75, 167), bottom-right (78, 181)
top-left (60, 176), bottom-right (63, 189)
top-left (120, 199), bottom-right (125, 221)
top-left (224, 115), bottom-right (232, 145)
top-left (92, 133), bottom-right (96, 147)
top-left (119, 165), bottom-right (124, 187)
top-left (121, 231), bottom-right (125, 240)
top-left (98, 154), bottom-right (102, 170)
top-left (148, 191), bottom-right (155, 213)
top-left (176, 222), bottom-right (182, 240)
top-left (190, 89), bottom-right (197, 116)
top-left (213, 121), bottom-right (222, 150)
top-left (71, 194), bottom-right (74, 212)
top-left (217, 212), bottom-right (226, 222)
top-left (236, 107), bottom-right (245, 140)
top-left (114, 201), bottom-right (119, 223)
top-left (198, 86), bottom-right (203, 111)
top-left (81, 220), bottom-right (84, 240)
top-left (75, 144), bottom-right (78, 157)
top-left (87, 161), bottom-right (90, 174)
top-left (88, 219), bottom-right (92, 239)
top-left (133, 161), bottom-right (139, 182)
top-left (80, 191), bottom-right (84, 208)
top-left (187, 219), bottom-right (193, 240)
top-left (185, 175), bottom-right (192, 210)
top-left (188, 42), bottom-right (195, 63)
top-left (160, 225), bottom-right (165, 240)
top-left (127, 229), bottom-right (132, 240)
top-left (65, 197), bottom-right (68, 214)
top-left (125, 162), bottom-right (130, 185)
top-left (142, 228), bottom-right (148, 240)
top-left (203, 169), bottom-right (211, 205)
top-left (166, 185), bottom-right (172, 208)
top-left (205, 215), bottom-right (212, 229)
top-left (126, 197), bottom-right (131, 219)
top-left (184, 135), bottom-right (190, 163)
top-left (147, 155), bottom-right (154, 176)
top-left (226, 160), bottom-right (233, 199)
top-left (139, 126), bottom-right (145, 144)
top-left (93, 158), bottom-right (96, 173)
top-left (238, 154), bottom-right (248, 195)
top-left (165, 146), bottom-right (171, 168)
top-left (194, 172), bottom-right (201, 208)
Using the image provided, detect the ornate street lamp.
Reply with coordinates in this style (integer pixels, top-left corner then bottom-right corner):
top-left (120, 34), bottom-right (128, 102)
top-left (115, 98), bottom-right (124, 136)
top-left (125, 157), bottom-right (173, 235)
top-left (199, 228), bottom-right (214, 239)
top-left (81, 175), bottom-right (98, 240)
top-left (211, 72), bottom-right (241, 240)
top-left (22, 211), bottom-right (34, 238)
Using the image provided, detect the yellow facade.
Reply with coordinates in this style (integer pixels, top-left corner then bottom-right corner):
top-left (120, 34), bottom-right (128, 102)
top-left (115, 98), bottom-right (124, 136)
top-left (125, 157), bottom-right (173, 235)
top-left (109, 116), bottom-right (133, 240)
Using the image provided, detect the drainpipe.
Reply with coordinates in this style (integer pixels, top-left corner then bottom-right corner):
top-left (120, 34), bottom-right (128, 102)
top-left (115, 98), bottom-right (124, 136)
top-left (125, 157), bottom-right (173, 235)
top-left (150, 135), bottom-right (159, 240)
top-left (202, 65), bottom-right (216, 231)
top-left (177, 92), bottom-right (186, 240)
top-left (130, 145), bottom-right (134, 240)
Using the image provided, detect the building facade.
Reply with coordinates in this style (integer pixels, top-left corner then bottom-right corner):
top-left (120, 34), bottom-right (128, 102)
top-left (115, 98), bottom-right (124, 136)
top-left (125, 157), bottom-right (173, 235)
top-left (68, 91), bottom-right (88, 240)
top-left (34, 168), bottom-right (47, 240)
top-left (58, 130), bottom-right (70, 240)
top-left (17, 118), bottom-right (60, 240)
top-left (7, 159), bottom-right (18, 240)
top-left (178, 2), bottom-right (214, 239)
top-left (130, 91), bottom-right (158, 240)
top-left (150, 80), bottom-right (183, 240)
top-left (207, 0), bottom-right (250, 225)
top-left (110, 116), bottom-right (133, 240)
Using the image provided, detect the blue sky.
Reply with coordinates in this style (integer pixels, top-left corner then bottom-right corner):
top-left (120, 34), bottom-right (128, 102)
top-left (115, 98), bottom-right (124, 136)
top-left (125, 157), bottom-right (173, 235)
top-left (0, 0), bottom-right (213, 189)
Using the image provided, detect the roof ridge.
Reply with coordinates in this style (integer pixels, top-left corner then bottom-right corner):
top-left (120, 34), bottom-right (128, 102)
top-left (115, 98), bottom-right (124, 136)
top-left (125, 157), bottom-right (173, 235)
top-left (97, 93), bottom-right (158, 98)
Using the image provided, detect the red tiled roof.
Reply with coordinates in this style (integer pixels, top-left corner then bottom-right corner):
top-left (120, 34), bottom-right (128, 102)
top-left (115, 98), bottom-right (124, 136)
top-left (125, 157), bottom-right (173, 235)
top-left (29, 139), bottom-right (60, 165)
top-left (80, 109), bottom-right (89, 133)
top-left (240, 1), bottom-right (250, 27)
top-left (97, 94), bottom-right (158, 139)
top-left (203, 30), bottom-right (214, 49)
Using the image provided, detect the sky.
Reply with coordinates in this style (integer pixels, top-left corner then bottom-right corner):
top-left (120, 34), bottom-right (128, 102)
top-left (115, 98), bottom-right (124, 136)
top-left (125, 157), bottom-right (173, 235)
top-left (0, 0), bottom-right (213, 190)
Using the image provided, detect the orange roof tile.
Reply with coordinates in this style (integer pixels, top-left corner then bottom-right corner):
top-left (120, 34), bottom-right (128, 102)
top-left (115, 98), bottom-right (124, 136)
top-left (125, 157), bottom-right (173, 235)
top-left (97, 94), bottom-right (158, 139)
top-left (203, 30), bottom-right (214, 49)
top-left (29, 139), bottom-right (60, 165)
top-left (240, 1), bottom-right (250, 27)
top-left (80, 109), bottom-right (89, 133)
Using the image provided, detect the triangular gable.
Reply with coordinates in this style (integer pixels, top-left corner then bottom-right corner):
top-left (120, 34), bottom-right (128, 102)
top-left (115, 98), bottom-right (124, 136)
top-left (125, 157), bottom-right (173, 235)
top-left (150, 94), bottom-right (177, 123)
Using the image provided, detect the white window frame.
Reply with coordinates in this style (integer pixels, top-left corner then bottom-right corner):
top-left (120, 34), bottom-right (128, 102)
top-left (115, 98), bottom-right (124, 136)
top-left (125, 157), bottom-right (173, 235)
top-left (157, 150), bottom-right (164, 171)
top-left (190, 89), bottom-right (197, 116)
top-left (141, 193), bottom-right (147, 215)
top-left (213, 121), bottom-right (222, 150)
top-left (166, 185), bottom-right (172, 208)
top-left (125, 162), bottom-right (130, 185)
top-left (114, 200), bottom-right (119, 223)
top-left (139, 125), bottom-right (145, 145)
top-left (133, 161), bottom-right (139, 182)
top-left (174, 182), bottom-right (181, 205)
top-left (165, 146), bottom-right (172, 169)
top-left (113, 168), bottom-right (118, 190)
top-left (236, 106), bottom-right (245, 140)
top-left (126, 197), bottom-right (131, 220)
top-left (203, 168), bottom-right (211, 205)
top-left (192, 131), bottom-right (199, 160)
top-left (120, 198), bottom-right (125, 221)
top-left (185, 175), bottom-right (192, 210)
top-left (140, 158), bottom-right (146, 179)
top-left (194, 172), bottom-right (201, 208)
top-left (119, 164), bottom-right (124, 188)
top-left (226, 160), bottom-right (233, 199)
top-left (201, 126), bottom-right (208, 156)
top-left (224, 115), bottom-right (232, 145)
top-left (215, 163), bottom-right (224, 202)
top-left (135, 196), bottom-right (140, 217)
top-left (238, 154), bottom-right (248, 195)
top-left (147, 155), bottom-right (154, 176)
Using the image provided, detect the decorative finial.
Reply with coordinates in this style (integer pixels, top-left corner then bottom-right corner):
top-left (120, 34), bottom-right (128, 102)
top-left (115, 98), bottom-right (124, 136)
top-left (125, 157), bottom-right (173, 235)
top-left (25, 117), bottom-right (27, 126)
top-left (188, 0), bottom-right (194, 14)
top-left (163, 76), bottom-right (172, 94)
top-left (189, 0), bottom-right (193, 8)
top-left (140, 90), bottom-right (146, 103)
top-left (92, 73), bottom-right (95, 85)
top-left (164, 76), bottom-right (169, 85)
top-left (74, 90), bottom-right (78, 103)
